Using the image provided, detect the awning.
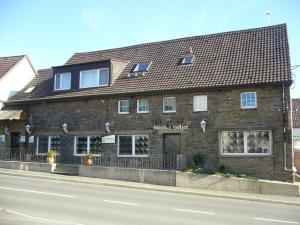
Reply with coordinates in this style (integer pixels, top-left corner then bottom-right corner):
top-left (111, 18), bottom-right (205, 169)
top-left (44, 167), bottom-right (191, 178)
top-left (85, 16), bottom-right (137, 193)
top-left (0, 110), bottom-right (24, 120)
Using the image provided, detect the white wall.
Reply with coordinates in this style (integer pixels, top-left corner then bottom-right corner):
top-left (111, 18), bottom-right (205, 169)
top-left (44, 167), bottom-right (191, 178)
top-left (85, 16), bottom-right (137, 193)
top-left (294, 128), bottom-right (300, 151)
top-left (0, 56), bottom-right (35, 106)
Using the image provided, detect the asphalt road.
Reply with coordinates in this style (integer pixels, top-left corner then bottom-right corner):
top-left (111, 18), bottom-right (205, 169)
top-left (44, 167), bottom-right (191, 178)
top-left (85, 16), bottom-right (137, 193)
top-left (0, 174), bottom-right (299, 225)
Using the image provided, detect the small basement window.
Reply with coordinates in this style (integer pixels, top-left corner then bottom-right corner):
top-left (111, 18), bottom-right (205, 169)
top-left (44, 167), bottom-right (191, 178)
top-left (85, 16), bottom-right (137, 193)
top-left (181, 56), bottom-right (193, 65)
top-left (133, 61), bottom-right (152, 72)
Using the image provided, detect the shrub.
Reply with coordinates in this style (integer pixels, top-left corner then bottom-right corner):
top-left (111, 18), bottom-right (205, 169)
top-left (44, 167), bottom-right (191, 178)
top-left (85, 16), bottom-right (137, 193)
top-left (218, 164), bottom-right (227, 173)
top-left (193, 152), bottom-right (205, 167)
top-left (183, 168), bottom-right (194, 173)
top-left (86, 153), bottom-right (93, 160)
top-left (47, 150), bottom-right (55, 158)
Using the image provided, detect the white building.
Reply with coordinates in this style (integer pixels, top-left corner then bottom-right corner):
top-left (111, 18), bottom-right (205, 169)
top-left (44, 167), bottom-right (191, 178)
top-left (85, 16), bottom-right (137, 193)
top-left (0, 55), bottom-right (36, 109)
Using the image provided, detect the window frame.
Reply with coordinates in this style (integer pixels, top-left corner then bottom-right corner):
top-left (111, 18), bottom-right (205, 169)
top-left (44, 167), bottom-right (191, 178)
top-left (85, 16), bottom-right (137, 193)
top-left (240, 92), bottom-right (257, 109)
top-left (163, 97), bottom-right (176, 113)
top-left (36, 136), bottom-right (61, 155)
top-left (73, 136), bottom-right (103, 156)
top-left (54, 72), bottom-right (71, 91)
top-left (117, 135), bottom-right (149, 157)
top-left (118, 99), bottom-right (130, 114)
top-left (133, 61), bottom-right (152, 72)
top-left (220, 130), bottom-right (272, 156)
top-left (193, 95), bottom-right (207, 112)
top-left (181, 56), bottom-right (194, 65)
top-left (137, 98), bottom-right (149, 113)
top-left (79, 68), bottom-right (109, 89)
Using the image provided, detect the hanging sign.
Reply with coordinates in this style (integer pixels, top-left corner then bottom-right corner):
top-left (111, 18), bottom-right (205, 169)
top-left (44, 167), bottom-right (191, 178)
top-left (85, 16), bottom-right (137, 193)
top-left (102, 135), bottom-right (115, 144)
top-left (20, 136), bottom-right (26, 143)
top-left (29, 136), bottom-right (35, 143)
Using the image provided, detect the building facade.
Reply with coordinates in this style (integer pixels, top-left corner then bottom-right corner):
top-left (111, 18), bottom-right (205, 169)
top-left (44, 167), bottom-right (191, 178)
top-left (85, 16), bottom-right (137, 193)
top-left (0, 24), bottom-right (294, 181)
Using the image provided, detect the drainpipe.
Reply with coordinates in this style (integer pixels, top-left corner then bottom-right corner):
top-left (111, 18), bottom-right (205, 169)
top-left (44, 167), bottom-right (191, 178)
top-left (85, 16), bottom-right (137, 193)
top-left (282, 82), bottom-right (293, 172)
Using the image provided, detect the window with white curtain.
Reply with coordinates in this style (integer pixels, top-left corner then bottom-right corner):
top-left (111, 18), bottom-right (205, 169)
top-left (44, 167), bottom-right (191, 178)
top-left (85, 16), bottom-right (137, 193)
top-left (193, 95), bottom-right (207, 111)
top-left (54, 73), bottom-right (71, 90)
top-left (80, 68), bottom-right (109, 88)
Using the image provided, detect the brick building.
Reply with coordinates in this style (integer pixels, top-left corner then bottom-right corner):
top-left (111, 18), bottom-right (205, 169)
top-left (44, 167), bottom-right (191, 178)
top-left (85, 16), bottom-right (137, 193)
top-left (0, 24), bottom-right (294, 180)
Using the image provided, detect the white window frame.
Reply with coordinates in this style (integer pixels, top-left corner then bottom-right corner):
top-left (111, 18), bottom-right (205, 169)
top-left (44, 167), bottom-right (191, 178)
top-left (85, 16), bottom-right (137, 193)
top-left (117, 135), bottom-right (149, 157)
top-left (193, 95), bottom-right (207, 112)
top-left (181, 56), bottom-right (194, 65)
top-left (240, 92), bottom-right (257, 109)
top-left (220, 130), bottom-right (272, 156)
top-left (73, 136), bottom-right (102, 156)
top-left (163, 97), bottom-right (176, 113)
top-left (118, 100), bottom-right (129, 114)
top-left (36, 136), bottom-right (51, 155)
top-left (137, 99), bottom-right (149, 113)
top-left (54, 73), bottom-right (71, 91)
top-left (79, 68), bottom-right (109, 89)
top-left (133, 61), bottom-right (152, 72)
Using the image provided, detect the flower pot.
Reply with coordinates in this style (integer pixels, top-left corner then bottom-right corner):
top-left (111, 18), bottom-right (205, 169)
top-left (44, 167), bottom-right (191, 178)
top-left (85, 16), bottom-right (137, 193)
top-left (25, 154), bottom-right (32, 162)
top-left (86, 159), bottom-right (93, 166)
top-left (47, 157), bottom-right (55, 164)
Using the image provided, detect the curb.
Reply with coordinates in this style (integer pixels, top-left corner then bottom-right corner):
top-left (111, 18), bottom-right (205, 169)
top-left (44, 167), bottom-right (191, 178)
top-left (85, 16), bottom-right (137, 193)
top-left (0, 170), bottom-right (300, 207)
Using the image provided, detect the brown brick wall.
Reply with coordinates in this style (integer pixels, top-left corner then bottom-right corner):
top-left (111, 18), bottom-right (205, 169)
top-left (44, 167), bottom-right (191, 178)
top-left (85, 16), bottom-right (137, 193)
top-left (295, 151), bottom-right (300, 173)
top-left (4, 84), bottom-right (293, 180)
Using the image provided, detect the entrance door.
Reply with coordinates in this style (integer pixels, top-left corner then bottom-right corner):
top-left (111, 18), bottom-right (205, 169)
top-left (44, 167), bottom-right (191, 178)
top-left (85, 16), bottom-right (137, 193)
top-left (163, 134), bottom-right (181, 154)
top-left (163, 134), bottom-right (181, 169)
top-left (10, 132), bottom-right (20, 158)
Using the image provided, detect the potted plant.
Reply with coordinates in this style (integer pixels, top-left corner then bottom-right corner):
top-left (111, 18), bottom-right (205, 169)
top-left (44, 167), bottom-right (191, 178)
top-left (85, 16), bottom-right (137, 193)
top-left (86, 152), bottom-right (93, 166)
top-left (47, 150), bottom-right (55, 164)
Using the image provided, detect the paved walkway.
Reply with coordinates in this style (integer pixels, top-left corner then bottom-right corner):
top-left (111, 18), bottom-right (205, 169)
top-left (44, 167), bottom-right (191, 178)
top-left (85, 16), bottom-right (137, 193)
top-left (0, 168), bottom-right (299, 206)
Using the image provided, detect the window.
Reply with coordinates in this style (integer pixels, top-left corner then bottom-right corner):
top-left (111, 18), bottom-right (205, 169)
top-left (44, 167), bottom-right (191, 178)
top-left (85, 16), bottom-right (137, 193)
top-left (118, 100), bottom-right (129, 114)
top-left (24, 86), bottom-right (35, 93)
top-left (137, 99), bottom-right (149, 113)
top-left (241, 92), bottom-right (257, 109)
top-left (163, 97), bottom-right (176, 113)
top-left (36, 136), bottom-right (49, 155)
top-left (36, 136), bottom-right (61, 155)
top-left (80, 68), bottom-right (109, 88)
top-left (118, 135), bottom-right (149, 156)
top-left (220, 130), bottom-right (272, 155)
top-left (133, 61), bottom-right (152, 72)
top-left (181, 56), bottom-right (193, 65)
top-left (74, 136), bottom-right (103, 155)
top-left (54, 73), bottom-right (71, 91)
top-left (193, 95), bottom-right (207, 111)
top-left (49, 136), bottom-right (61, 152)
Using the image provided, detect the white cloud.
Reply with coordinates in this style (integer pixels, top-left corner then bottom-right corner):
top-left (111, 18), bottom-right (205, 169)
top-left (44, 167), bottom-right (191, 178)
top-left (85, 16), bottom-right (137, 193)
top-left (81, 7), bottom-right (103, 31)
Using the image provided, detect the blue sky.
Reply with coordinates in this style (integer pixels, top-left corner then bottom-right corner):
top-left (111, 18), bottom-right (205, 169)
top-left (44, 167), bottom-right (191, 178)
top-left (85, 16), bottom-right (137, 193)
top-left (0, 0), bottom-right (299, 97)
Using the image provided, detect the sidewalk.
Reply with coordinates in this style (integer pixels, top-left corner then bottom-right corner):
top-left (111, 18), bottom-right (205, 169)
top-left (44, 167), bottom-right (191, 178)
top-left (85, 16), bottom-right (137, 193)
top-left (0, 168), bottom-right (299, 207)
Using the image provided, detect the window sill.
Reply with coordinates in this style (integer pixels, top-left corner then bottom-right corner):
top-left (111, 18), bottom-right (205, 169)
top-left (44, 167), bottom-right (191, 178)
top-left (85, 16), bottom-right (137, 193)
top-left (218, 154), bottom-right (273, 158)
top-left (118, 112), bottom-right (129, 115)
top-left (117, 155), bottom-right (149, 157)
top-left (163, 111), bottom-right (176, 114)
top-left (193, 110), bottom-right (208, 113)
top-left (137, 111), bottom-right (149, 114)
top-left (240, 107), bottom-right (257, 110)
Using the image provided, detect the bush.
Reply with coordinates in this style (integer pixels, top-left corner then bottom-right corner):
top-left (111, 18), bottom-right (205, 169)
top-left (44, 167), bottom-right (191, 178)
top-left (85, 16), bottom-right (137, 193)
top-left (218, 164), bottom-right (227, 173)
top-left (193, 153), bottom-right (205, 167)
top-left (47, 150), bottom-right (55, 158)
top-left (86, 153), bottom-right (93, 160)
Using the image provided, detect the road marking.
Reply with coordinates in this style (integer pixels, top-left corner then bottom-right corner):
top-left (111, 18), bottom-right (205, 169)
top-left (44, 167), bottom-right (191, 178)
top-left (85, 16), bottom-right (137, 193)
top-left (254, 217), bottom-right (299, 224)
top-left (6, 209), bottom-right (84, 225)
top-left (103, 199), bottom-right (139, 206)
top-left (0, 186), bottom-right (75, 198)
top-left (174, 208), bottom-right (215, 215)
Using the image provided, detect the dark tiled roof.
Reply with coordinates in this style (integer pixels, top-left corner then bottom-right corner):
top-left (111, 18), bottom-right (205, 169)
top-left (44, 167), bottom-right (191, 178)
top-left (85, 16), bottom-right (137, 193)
top-left (8, 24), bottom-right (292, 103)
top-left (0, 55), bottom-right (25, 79)
top-left (293, 99), bottom-right (300, 128)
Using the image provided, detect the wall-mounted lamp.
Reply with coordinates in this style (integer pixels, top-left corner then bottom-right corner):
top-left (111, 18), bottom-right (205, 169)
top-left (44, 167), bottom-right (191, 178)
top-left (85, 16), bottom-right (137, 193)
top-left (200, 120), bottom-right (207, 133)
top-left (4, 125), bottom-right (9, 135)
top-left (105, 121), bottom-right (111, 133)
top-left (25, 124), bottom-right (31, 135)
top-left (62, 123), bottom-right (68, 134)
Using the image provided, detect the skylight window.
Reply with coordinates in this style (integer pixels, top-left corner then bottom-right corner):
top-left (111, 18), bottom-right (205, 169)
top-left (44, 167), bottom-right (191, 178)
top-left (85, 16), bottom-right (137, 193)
top-left (24, 86), bottom-right (35, 93)
top-left (181, 56), bottom-right (194, 65)
top-left (133, 61), bottom-right (152, 72)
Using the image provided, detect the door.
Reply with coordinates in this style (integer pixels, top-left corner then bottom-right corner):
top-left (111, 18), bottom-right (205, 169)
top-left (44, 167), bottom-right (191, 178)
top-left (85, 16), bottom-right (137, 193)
top-left (163, 134), bottom-right (181, 169)
top-left (10, 132), bottom-right (20, 158)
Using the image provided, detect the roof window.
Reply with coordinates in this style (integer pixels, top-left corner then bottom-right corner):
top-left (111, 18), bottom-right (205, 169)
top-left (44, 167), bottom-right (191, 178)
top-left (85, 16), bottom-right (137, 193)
top-left (24, 86), bottom-right (35, 93)
top-left (133, 61), bottom-right (152, 72)
top-left (181, 56), bottom-right (194, 65)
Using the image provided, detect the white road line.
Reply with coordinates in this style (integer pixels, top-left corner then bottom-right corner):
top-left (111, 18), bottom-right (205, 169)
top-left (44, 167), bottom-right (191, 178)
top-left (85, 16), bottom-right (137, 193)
top-left (0, 186), bottom-right (75, 198)
top-left (254, 217), bottom-right (299, 224)
top-left (174, 208), bottom-right (215, 215)
top-left (103, 199), bottom-right (139, 206)
top-left (6, 209), bottom-right (84, 225)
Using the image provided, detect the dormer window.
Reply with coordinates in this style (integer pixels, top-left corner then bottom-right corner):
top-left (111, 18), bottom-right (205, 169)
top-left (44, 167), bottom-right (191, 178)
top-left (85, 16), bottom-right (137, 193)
top-left (54, 73), bottom-right (71, 91)
top-left (80, 68), bottom-right (109, 89)
top-left (181, 56), bottom-right (194, 65)
top-left (133, 61), bottom-right (152, 72)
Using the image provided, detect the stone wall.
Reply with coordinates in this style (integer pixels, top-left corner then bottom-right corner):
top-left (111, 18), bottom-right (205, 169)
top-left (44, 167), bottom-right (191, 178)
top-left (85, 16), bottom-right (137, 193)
top-left (4, 84), bottom-right (293, 180)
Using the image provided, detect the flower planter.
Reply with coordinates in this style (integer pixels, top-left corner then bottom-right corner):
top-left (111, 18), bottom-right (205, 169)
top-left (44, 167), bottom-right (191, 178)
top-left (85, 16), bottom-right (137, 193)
top-left (47, 157), bottom-right (55, 164)
top-left (86, 159), bottom-right (93, 166)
